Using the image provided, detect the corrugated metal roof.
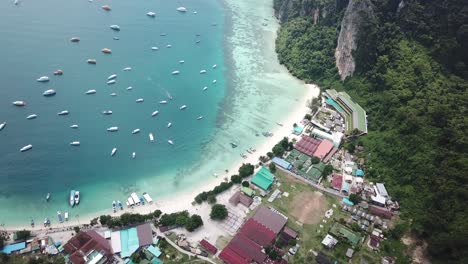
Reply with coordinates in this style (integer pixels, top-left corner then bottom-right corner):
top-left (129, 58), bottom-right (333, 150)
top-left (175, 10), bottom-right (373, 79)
top-left (272, 157), bottom-right (292, 170)
top-left (251, 167), bottom-right (274, 191)
top-left (252, 207), bottom-right (287, 235)
top-left (239, 219), bottom-right (276, 247)
top-left (0, 242), bottom-right (26, 254)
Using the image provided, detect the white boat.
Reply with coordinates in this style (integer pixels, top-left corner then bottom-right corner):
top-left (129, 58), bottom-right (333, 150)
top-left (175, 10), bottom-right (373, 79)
top-left (202, 86), bottom-right (208, 91)
top-left (107, 126), bottom-right (119, 132)
top-left (126, 86), bottom-right (133, 90)
top-left (123, 67), bottom-right (132, 71)
top-left (26, 114), bottom-right (37, 120)
top-left (212, 79), bottom-right (217, 83)
top-left (46, 193), bottom-right (50, 201)
top-left (166, 44), bottom-right (172, 48)
top-left (194, 11), bottom-right (198, 14)
top-left (85, 89), bottom-right (96, 95)
top-left (197, 116), bottom-right (203, 120)
top-left (14, 0), bottom-right (19, 5)
top-left (127, 197), bottom-right (134, 207)
top-left (166, 91), bottom-right (173, 100)
top-left (179, 60), bottom-right (185, 64)
top-left (200, 70), bottom-right (207, 74)
top-left (132, 128), bottom-right (140, 134)
top-left (58, 110), bottom-right (69, 116)
top-left (213, 64), bottom-right (217, 68)
top-left (102, 110), bottom-right (113, 115)
top-left (70, 124), bottom-right (79, 129)
top-left (151, 47), bottom-right (159, 51)
top-left (70, 141), bottom-right (80, 146)
top-left (0, 122), bottom-right (6, 131)
top-left (168, 140), bottom-right (174, 145)
top-left (69, 190), bottom-right (75, 207)
top-left (64, 212), bottom-right (69, 221)
top-left (107, 80), bottom-right (116, 85)
top-left (159, 100), bottom-right (167, 104)
top-left (147, 11), bottom-right (156, 17)
top-left (167, 122), bottom-right (172, 128)
top-left (37, 76), bottom-right (50, 82)
top-left (110, 25), bottom-right (120, 31)
top-left (132, 152), bottom-right (136, 159)
top-left (13, 101), bottom-right (26, 106)
top-left (111, 148), bottom-right (117, 156)
top-left (136, 98), bottom-right (144, 103)
top-left (43, 89), bottom-right (56, 96)
top-left (108, 74), bottom-right (117, 80)
top-left (57, 211), bottom-right (63, 223)
top-left (142, 192), bottom-right (153, 203)
top-left (149, 133), bottom-right (154, 142)
top-left (110, 93), bottom-right (117, 96)
top-left (151, 111), bottom-right (159, 117)
top-left (20, 144), bottom-right (32, 152)
top-left (171, 70), bottom-right (180, 75)
top-left (177, 6), bottom-right (187, 12)
top-left (74, 191), bottom-right (80, 204)
top-left (131, 192), bottom-right (140, 205)
top-left (179, 105), bottom-right (187, 110)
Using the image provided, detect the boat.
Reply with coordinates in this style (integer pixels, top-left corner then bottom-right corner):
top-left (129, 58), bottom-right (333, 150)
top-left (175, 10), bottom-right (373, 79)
top-left (149, 133), bottom-right (154, 142)
top-left (168, 140), bottom-right (174, 145)
top-left (167, 122), bottom-right (172, 128)
top-left (46, 193), bottom-right (50, 201)
top-left (171, 70), bottom-right (180, 75)
top-left (197, 116), bottom-right (203, 120)
top-left (142, 192), bottom-right (153, 203)
top-left (212, 79), bottom-right (217, 83)
top-left (166, 44), bottom-right (172, 49)
top-left (14, 0), bottom-right (19, 6)
top-left (70, 124), bottom-right (79, 129)
top-left (249, 147), bottom-right (257, 152)
top-left (159, 100), bottom-right (167, 104)
top-left (102, 5), bottom-right (111, 11)
top-left (58, 110), bottom-right (69, 116)
top-left (86, 89), bottom-right (96, 95)
top-left (195, 40), bottom-right (201, 44)
top-left (136, 98), bottom-right (144, 103)
top-left (87, 59), bottom-right (97, 64)
top-left (113, 37), bottom-right (119, 40)
top-left (43, 89), bottom-right (56, 97)
top-left (70, 37), bottom-right (80, 42)
top-left (240, 153), bottom-right (247, 159)
top-left (200, 70), bottom-right (207, 74)
top-left (64, 212), bottom-right (69, 221)
top-left (118, 200), bottom-right (123, 210)
top-left (37, 76), bottom-right (49, 82)
top-left (13, 101), bottom-right (26, 106)
top-left (127, 197), bottom-right (134, 207)
top-left (230, 142), bottom-right (238, 148)
top-left (20, 144), bottom-right (32, 152)
top-left (102, 48), bottom-right (112, 54)
top-left (160, 33), bottom-right (167, 36)
top-left (179, 60), bottom-right (185, 64)
top-left (31, 218), bottom-right (34, 227)
top-left (179, 105), bottom-right (187, 110)
top-left (246, 149), bottom-right (253, 154)
top-left (131, 193), bottom-right (140, 205)
top-left (110, 93), bottom-right (117, 96)
top-left (107, 126), bottom-right (119, 132)
top-left (26, 114), bottom-right (37, 120)
top-left (147, 11), bottom-right (156, 17)
top-left (111, 148), bottom-right (117, 156)
top-left (74, 191), bottom-right (80, 204)
top-left (202, 86), bottom-right (208, 91)
top-left (107, 80), bottom-right (116, 85)
top-left (177, 6), bottom-right (187, 12)
top-left (102, 110), bottom-right (112, 115)
top-left (108, 74), bottom-right (117, 80)
top-left (110, 25), bottom-right (120, 31)
top-left (54, 69), bottom-right (63, 75)
top-left (194, 11), bottom-right (198, 14)
top-left (166, 91), bottom-right (173, 100)
top-left (44, 218), bottom-right (50, 227)
top-left (132, 128), bottom-right (140, 134)
top-left (0, 122), bottom-right (5, 131)
top-left (70, 141), bottom-right (80, 146)
top-left (123, 67), bottom-right (132, 71)
top-left (151, 111), bottom-right (159, 117)
top-left (213, 64), bottom-right (217, 68)
top-left (69, 190), bottom-right (75, 207)
top-left (57, 211), bottom-right (63, 223)
top-left (276, 122), bottom-right (283, 126)
top-left (151, 47), bottom-right (159, 50)
top-left (139, 197), bottom-right (145, 205)
top-left (112, 201), bottom-right (116, 212)
top-left (126, 86), bottom-right (133, 90)
top-left (132, 152), bottom-right (136, 159)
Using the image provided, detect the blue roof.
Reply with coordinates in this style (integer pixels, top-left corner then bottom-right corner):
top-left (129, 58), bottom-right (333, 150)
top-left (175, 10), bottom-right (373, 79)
top-left (1, 242), bottom-right (26, 254)
top-left (356, 169), bottom-right (364, 177)
top-left (294, 126), bottom-right (304, 134)
top-left (147, 245), bottom-right (162, 258)
top-left (342, 182), bottom-right (350, 192)
top-left (272, 157), bottom-right (292, 170)
top-left (343, 198), bottom-right (354, 206)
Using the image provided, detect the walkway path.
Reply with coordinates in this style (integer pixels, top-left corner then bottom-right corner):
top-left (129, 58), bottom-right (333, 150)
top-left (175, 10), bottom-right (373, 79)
top-left (160, 233), bottom-right (217, 264)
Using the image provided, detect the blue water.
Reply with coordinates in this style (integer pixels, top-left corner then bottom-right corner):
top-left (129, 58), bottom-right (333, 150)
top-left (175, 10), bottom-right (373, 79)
top-left (0, 0), bottom-right (226, 225)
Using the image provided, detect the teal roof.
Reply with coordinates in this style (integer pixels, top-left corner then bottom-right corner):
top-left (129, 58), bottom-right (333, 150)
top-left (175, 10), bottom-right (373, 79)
top-left (325, 89), bottom-right (367, 133)
top-left (251, 167), bottom-right (274, 191)
top-left (147, 245), bottom-right (162, 258)
top-left (1, 242), bottom-right (26, 254)
top-left (120, 227), bottom-right (140, 258)
top-left (294, 126), bottom-right (304, 134)
top-left (151, 258), bottom-right (163, 264)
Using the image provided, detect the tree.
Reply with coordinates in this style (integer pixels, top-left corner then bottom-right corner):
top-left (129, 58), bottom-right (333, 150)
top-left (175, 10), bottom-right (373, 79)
top-left (230, 174), bottom-right (242, 184)
top-left (14, 230), bottom-right (31, 241)
top-left (269, 162), bottom-right (277, 173)
top-left (210, 204), bottom-right (228, 220)
top-left (239, 163), bottom-right (254, 178)
top-left (307, 97), bottom-right (320, 113)
top-left (185, 214), bottom-right (203, 232)
top-left (99, 215), bottom-right (112, 226)
top-left (207, 194), bottom-right (217, 204)
top-left (311, 157), bottom-right (321, 164)
top-left (351, 222), bottom-right (361, 232)
top-left (321, 164), bottom-right (334, 177)
top-left (242, 181), bottom-right (250, 187)
top-left (272, 144), bottom-right (285, 157)
top-left (349, 194), bottom-right (361, 205)
top-left (73, 226), bottom-right (80, 234)
top-left (288, 238), bottom-right (297, 246)
top-left (266, 152), bottom-right (274, 158)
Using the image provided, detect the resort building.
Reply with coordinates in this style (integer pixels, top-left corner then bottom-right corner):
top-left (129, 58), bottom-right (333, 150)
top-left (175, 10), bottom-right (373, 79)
top-left (63, 230), bottom-right (113, 264)
top-left (294, 135), bottom-right (335, 160)
top-left (250, 167), bottom-right (275, 192)
top-left (271, 157), bottom-right (292, 170)
top-left (109, 223), bottom-right (153, 258)
top-left (324, 89), bottom-right (368, 134)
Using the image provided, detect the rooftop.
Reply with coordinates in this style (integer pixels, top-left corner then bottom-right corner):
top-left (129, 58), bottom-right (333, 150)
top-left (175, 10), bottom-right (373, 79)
top-left (325, 89), bottom-right (367, 134)
top-left (313, 139), bottom-right (334, 159)
top-left (252, 207), bottom-right (287, 235)
top-left (294, 135), bottom-right (321, 157)
top-left (239, 218), bottom-right (276, 247)
top-left (251, 167), bottom-right (275, 191)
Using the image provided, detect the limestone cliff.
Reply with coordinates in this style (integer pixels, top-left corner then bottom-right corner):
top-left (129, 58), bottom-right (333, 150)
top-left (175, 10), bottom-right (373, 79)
top-left (335, 0), bottom-right (375, 80)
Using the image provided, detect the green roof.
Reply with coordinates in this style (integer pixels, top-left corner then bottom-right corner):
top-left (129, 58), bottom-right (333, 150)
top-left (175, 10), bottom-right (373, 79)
top-left (330, 223), bottom-right (362, 246)
top-left (241, 187), bottom-right (254, 197)
top-left (312, 162), bottom-right (326, 172)
top-left (251, 167), bottom-right (274, 191)
top-left (305, 167), bottom-right (322, 183)
top-left (325, 89), bottom-right (367, 133)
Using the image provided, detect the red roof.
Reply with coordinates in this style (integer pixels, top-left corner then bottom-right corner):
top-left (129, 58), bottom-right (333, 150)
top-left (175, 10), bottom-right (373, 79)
top-left (369, 207), bottom-right (393, 219)
top-left (65, 231), bottom-right (112, 264)
top-left (225, 233), bottom-right (267, 264)
top-left (239, 219), bottom-right (276, 247)
top-left (200, 239), bottom-right (218, 255)
top-left (331, 174), bottom-right (343, 190)
top-left (281, 226), bottom-right (298, 240)
top-left (294, 136), bottom-right (321, 157)
top-left (219, 246), bottom-right (249, 264)
top-left (252, 207), bottom-right (287, 235)
top-left (313, 139), bottom-right (334, 159)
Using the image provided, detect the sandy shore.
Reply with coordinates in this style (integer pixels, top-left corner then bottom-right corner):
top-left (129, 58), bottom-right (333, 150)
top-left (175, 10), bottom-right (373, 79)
top-left (6, 84), bottom-right (319, 233)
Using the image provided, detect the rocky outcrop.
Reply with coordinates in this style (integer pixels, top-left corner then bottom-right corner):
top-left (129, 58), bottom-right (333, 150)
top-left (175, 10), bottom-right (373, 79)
top-left (335, 0), bottom-right (375, 80)
top-left (274, 0), bottom-right (317, 23)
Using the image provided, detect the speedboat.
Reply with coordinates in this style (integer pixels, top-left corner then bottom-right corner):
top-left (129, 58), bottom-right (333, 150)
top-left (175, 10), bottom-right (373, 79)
top-left (195, 40), bottom-right (201, 44)
top-left (13, 101), bottom-right (26, 106)
top-left (37, 76), bottom-right (50, 82)
top-left (230, 142), bottom-right (238, 148)
top-left (108, 74), bottom-right (117, 80)
top-left (102, 48), bottom-right (112, 54)
top-left (159, 100), bottom-right (167, 104)
top-left (147, 11), bottom-right (156, 17)
top-left (136, 98), bottom-right (144, 103)
top-left (26, 114), bottom-right (37, 120)
top-left (149, 133), bottom-right (154, 142)
top-left (102, 5), bottom-right (111, 11)
top-left (70, 37), bottom-right (80, 42)
top-left (58, 110), bottom-right (69, 116)
top-left (114, 37), bottom-right (119, 40)
top-left (151, 47), bottom-right (159, 51)
top-left (171, 70), bottom-right (180, 75)
top-left (57, 211), bottom-right (63, 223)
top-left (70, 141), bottom-right (80, 146)
top-left (200, 70), bottom-right (207, 74)
top-left (107, 126), bottom-right (119, 132)
top-left (194, 11), bottom-right (198, 14)
top-left (54, 69), bottom-right (63, 75)
top-left (110, 93), bottom-right (117, 96)
top-left (213, 64), bottom-right (217, 68)
top-left (0, 122), bottom-right (6, 131)
top-left (64, 212), bottom-right (69, 221)
top-left (111, 148), bottom-right (117, 156)
top-left (212, 79), bottom-right (217, 84)
top-left (132, 152), bottom-right (136, 159)
top-left (151, 111), bottom-right (159, 117)
top-left (197, 116), bottom-right (203, 120)
top-left (118, 200), bottom-right (123, 210)
top-left (112, 201), bottom-right (116, 212)
top-left (70, 124), bottom-right (79, 129)
top-left (126, 86), bottom-right (133, 90)
top-left (46, 193), bottom-right (50, 201)
top-left (179, 105), bottom-right (187, 110)
top-left (202, 86), bottom-right (208, 91)
top-left (167, 122), bottom-right (172, 128)
top-left (132, 128), bottom-right (140, 134)
top-left (177, 6), bottom-right (187, 12)
top-left (102, 110), bottom-right (112, 115)
top-left (179, 60), bottom-right (185, 64)
top-left (43, 89), bottom-right (56, 97)
top-left (44, 218), bottom-right (50, 227)
top-left (166, 44), bottom-right (172, 48)
top-left (74, 191), bottom-right (80, 204)
top-left (107, 80), bottom-right (116, 85)
top-left (86, 89), bottom-right (96, 95)
top-left (69, 190), bottom-right (75, 206)
top-left (87, 59), bottom-right (97, 64)
top-left (168, 140), bottom-right (174, 145)
top-left (123, 67), bottom-right (132, 71)
top-left (110, 25), bottom-right (120, 31)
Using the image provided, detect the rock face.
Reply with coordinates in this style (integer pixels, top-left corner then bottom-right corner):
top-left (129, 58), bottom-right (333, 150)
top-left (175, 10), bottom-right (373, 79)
top-left (274, 0), bottom-right (317, 23)
top-left (335, 0), bottom-right (374, 80)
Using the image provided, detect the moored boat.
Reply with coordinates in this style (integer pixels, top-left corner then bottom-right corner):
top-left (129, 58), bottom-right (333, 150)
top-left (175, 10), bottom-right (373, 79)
top-left (102, 48), bottom-right (112, 54)
top-left (43, 89), bottom-right (56, 96)
top-left (69, 190), bottom-right (75, 207)
top-left (102, 5), bottom-right (111, 11)
top-left (179, 105), bottom-right (187, 110)
top-left (46, 193), bottom-right (50, 201)
top-left (108, 74), bottom-right (117, 80)
top-left (136, 98), bottom-right (144, 103)
top-left (107, 126), bottom-right (118, 132)
top-left (213, 64), bottom-right (217, 68)
top-left (203, 86), bottom-right (208, 91)
top-left (118, 200), bottom-right (123, 210)
top-left (54, 69), bottom-right (63, 75)
top-left (102, 110), bottom-right (113, 115)
top-left (151, 111), bottom-right (159, 117)
top-left (200, 70), bottom-right (207, 74)
top-left (20, 144), bottom-right (32, 152)
top-left (132, 128), bottom-right (140, 134)
top-left (177, 6), bottom-right (187, 12)
top-left (0, 122), bottom-right (6, 131)
top-left (31, 218), bottom-right (34, 227)
top-left (85, 89), bottom-right (96, 95)
top-left (70, 141), bottom-right (80, 146)
top-left (112, 201), bottom-right (116, 212)
top-left (168, 140), bottom-right (174, 145)
top-left (159, 100), bottom-right (167, 104)
top-left (167, 122), bottom-right (172, 128)
top-left (44, 218), bottom-right (50, 227)
top-left (126, 86), bottom-right (133, 90)
top-left (123, 67), bottom-right (132, 71)
top-left (26, 114), bottom-right (37, 120)
top-left (37, 76), bottom-right (50, 82)
top-left (58, 110), bottom-right (69, 116)
top-left (149, 133), bottom-right (154, 142)
top-left (70, 124), bottom-right (79, 129)
top-left (132, 152), bottom-right (136, 159)
top-left (107, 80), bottom-right (116, 85)
top-left (147, 11), bottom-right (156, 17)
top-left (171, 70), bottom-right (180, 75)
top-left (142, 192), bottom-right (153, 203)
top-left (111, 148), bottom-right (117, 156)
top-left (13, 101), bottom-right (26, 106)
top-left (74, 191), bottom-right (80, 204)
top-left (212, 79), bottom-right (217, 83)
top-left (64, 212), bottom-right (69, 221)
top-left (87, 59), bottom-right (97, 64)
top-left (151, 47), bottom-right (159, 51)
top-left (197, 116), bottom-right (204, 120)
top-left (110, 25), bottom-right (120, 31)
top-left (70, 37), bottom-right (80, 42)
top-left (57, 211), bottom-right (63, 223)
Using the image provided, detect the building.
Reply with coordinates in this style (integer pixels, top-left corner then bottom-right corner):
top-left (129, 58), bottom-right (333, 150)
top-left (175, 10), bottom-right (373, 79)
top-left (329, 223), bottom-right (362, 246)
top-left (311, 128), bottom-right (344, 147)
top-left (324, 89), bottom-right (367, 134)
top-left (199, 239), bottom-right (218, 255)
top-left (0, 242), bottom-right (26, 255)
top-left (229, 191), bottom-right (253, 207)
top-left (252, 207), bottom-right (287, 235)
top-left (64, 231), bottom-right (113, 264)
top-left (376, 183), bottom-right (389, 198)
top-left (313, 139), bottom-right (334, 160)
top-left (280, 226), bottom-right (298, 242)
top-left (369, 207), bottom-right (393, 219)
top-left (370, 194), bottom-right (386, 207)
top-left (331, 174), bottom-right (343, 191)
top-left (109, 223), bottom-right (153, 258)
top-left (346, 248), bottom-right (354, 258)
top-left (271, 157), bottom-right (292, 170)
top-left (251, 167), bottom-right (275, 191)
top-left (239, 219), bottom-right (276, 247)
top-left (315, 252), bottom-right (333, 264)
top-left (321, 234), bottom-right (338, 249)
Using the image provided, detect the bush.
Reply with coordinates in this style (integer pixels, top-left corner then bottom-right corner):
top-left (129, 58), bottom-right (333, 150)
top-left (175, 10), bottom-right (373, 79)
top-left (90, 217), bottom-right (98, 226)
top-left (242, 181), bottom-right (250, 187)
top-left (269, 162), bottom-right (277, 173)
top-left (272, 144), bottom-right (285, 157)
top-left (210, 204), bottom-right (228, 220)
top-left (349, 194), bottom-right (361, 205)
top-left (73, 226), bottom-right (80, 234)
top-left (99, 215), bottom-right (112, 226)
top-left (207, 195), bottom-right (217, 204)
top-left (239, 163), bottom-right (255, 178)
top-left (311, 157), bottom-right (320, 164)
top-left (304, 114), bottom-right (312, 120)
top-left (321, 164), bottom-right (334, 177)
top-left (288, 238), bottom-right (297, 246)
top-left (230, 174), bottom-right (242, 184)
top-left (185, 215), bottom-right (203, 232)
top-left (14, 230), bottom-right (31, 241)
top-left (266, 152), bottom-right (274, 158)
